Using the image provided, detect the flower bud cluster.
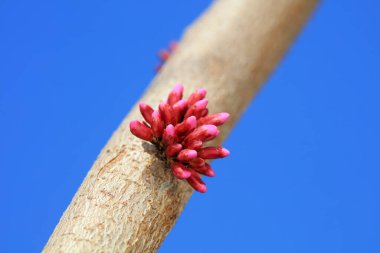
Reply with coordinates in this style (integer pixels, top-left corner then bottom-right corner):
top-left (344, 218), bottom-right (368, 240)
top-left (130, 84), bottom-right (230, 193)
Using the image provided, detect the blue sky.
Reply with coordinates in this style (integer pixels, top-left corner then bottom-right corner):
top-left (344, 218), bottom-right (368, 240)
top-left (1, 1), bottom-right (379, 252)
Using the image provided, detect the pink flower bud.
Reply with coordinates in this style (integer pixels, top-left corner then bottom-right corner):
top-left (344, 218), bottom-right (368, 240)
top-left (184, 140), bottom-right (203, 150)
top-left (184, 125), bottom-right (218, 142)
top-left (165, 143), bottom-right (182, 157)
top-left (186, 169), bottom-right (207, 193)
top-left (139, 102), bottom-right (154, 125)
top-left (175, 116), bottom-right (197, 136)
top-left (129, 121), bottom-right (153, 141)
top-left (162, 124), bottom-right (175, 145)
top-left (151, 110), bottom-right (164, 137)
top-left (156, 41), bottom-right (178, 72)
top-left (177, 149), bottom-right (197, 162)
top-left (198, 146), bottom-right (230, 159)
top-left (167, 83), bottom-right (184, 106)
top-left (192, 163), bottom-right (215, 177)
top-left (187, 88), bottom-right (207, 107)
top-left (172, 99), bottom-right (187, 123)
top-left (198, 112), bottom-right (230, 126)
top-left (184, 99), bottom-right (208, 119)
top-left (189, 157), bottom-right (205, 167)
top-left (159, 102), bottom-right (175, 125)
top-left (169, 41), bottom-right (178, 51)
top-left (159, 50), bottom-right (170, 61)
top-left (203, 129), bottom-right (220, 142)
top-left (200, 108), bottom-right (209, 117)
top-left (171, 162), bottom-right (191, 179)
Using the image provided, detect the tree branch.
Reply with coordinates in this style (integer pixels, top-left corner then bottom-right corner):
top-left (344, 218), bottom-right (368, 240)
top-left (43, 0), bottom-right (318, 252)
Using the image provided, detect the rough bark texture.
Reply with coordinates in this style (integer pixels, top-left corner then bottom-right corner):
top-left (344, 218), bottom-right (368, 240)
top-left (43, 0), bottom-right (318, 252)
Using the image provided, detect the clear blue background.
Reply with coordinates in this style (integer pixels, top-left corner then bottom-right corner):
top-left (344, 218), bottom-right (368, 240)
top-left (1, 1), bottom-right (379, 252)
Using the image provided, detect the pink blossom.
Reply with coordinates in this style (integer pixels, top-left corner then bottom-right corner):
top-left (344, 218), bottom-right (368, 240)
top-left (130, 84), bottom-right (230, 193)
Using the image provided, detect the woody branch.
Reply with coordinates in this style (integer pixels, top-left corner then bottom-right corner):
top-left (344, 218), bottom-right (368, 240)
top-left (43, 0), bottom-right (318, 252)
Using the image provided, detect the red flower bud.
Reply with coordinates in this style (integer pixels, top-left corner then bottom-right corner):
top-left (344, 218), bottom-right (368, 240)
top-left (159, 102), bottom-right (175, 125)
top-left (200, 108), bottom-right (209, 117)
top-left (184, 125), bottom-right (218, 142)
top-left (129, 121), bottom-right (153, 141)
top-left (184, 99), bottom-right (208, 119)
top-left (198, 146), bottom-right (230, 159)
top-left (198, 112), bottom-right (230, 126)
top-left (189, 157), bottom-right (205, 167)
top-left (187, 88), bottom-right (207, 107)
top-left (139, 102), bottom-right (154, 125)
top-left (159, 50), bottom-right (170, 61)
top-left (156, 41), bottom-right (178, 72)
top-left (151, 110), bottom-right (164, 137)
top-left (186, 169), bottom-right (207, 193)
top-left (177, 149), bottom-right (197, 162)
top-left (162, 124), bottom-right (175, 145)
top-left (175, 116), bottom-right (196, 136)
top-left (165, 143), bottom-right (182, 157)
top-left (184, 139), bottom-right (203, 150)
top-left (167, 83), bottom-right (184, 106)
top-left (172, 99), bottom-right (187, 123)
top-left (171, 162), bottom-right (191, 179)
top-left (192, 163), bottom-right (215, 177)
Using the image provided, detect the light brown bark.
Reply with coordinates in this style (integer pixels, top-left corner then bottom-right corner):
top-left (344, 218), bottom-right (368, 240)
top-left (43, 0), bottom-right (318, 252)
